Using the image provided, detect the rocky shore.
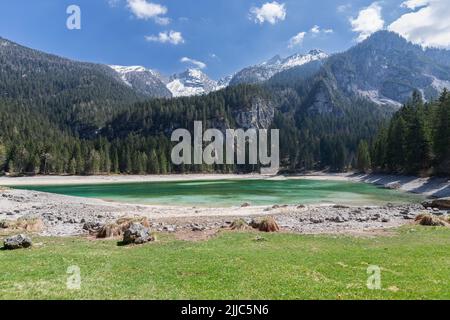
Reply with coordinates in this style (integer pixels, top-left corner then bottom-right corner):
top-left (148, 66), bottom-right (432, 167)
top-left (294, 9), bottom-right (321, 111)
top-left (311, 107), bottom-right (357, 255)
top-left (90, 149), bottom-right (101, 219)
top-left (1, 187), bottom-right (447, 237)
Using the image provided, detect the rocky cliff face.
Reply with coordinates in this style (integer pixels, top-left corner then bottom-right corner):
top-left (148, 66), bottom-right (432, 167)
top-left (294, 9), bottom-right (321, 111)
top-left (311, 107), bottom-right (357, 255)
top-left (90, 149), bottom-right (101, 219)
top-left (234, 97), bottom-right (275, 129)
top-left (325, 31), bottom-right (450, 106)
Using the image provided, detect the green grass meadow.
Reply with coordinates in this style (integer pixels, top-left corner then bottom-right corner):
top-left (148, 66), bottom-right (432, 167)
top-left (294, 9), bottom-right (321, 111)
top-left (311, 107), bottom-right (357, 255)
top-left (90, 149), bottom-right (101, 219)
top-left (0, 226), bottom-right (449, 300)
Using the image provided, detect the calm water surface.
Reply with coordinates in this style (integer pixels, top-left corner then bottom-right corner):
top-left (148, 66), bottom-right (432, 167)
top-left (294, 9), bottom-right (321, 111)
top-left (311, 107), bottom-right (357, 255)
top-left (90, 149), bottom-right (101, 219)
top-left (15, 179), bottom-right (425, 207)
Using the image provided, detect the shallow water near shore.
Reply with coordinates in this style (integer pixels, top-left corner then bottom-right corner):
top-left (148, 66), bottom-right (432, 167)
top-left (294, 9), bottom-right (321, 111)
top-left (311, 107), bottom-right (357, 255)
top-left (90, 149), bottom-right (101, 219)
top-left (14, 179), bottom-right (425, 207)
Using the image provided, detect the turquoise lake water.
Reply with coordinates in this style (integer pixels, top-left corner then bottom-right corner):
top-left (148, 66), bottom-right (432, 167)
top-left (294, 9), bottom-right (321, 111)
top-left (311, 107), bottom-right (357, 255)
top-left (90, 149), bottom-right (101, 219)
top-left (14, 179), bottom-right (425, 207)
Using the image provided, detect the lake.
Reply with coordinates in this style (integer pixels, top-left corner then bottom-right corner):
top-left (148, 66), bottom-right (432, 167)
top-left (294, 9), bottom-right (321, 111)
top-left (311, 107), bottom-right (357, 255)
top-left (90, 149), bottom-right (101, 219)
top-left (15, 179), bottom-right (425, 207)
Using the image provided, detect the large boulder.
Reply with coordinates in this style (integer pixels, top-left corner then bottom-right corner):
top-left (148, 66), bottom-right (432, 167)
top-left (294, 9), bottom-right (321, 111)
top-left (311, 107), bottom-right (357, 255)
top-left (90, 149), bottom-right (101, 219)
top-left (3, 234), bottom-right (32, 250)
top-left (422, 198), bottom-right (450, 210)
top-left (122, 223), bottom-right (154, 245)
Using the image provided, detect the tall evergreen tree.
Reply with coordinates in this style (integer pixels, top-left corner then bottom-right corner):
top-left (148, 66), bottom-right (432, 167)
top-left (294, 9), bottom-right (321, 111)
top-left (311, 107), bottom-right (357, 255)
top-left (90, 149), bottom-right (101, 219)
top-left (356, 140), bottom-right (371, 173)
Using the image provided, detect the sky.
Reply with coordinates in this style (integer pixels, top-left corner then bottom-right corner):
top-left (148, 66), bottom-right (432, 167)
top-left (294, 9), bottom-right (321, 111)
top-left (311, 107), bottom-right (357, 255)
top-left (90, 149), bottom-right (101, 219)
top-left (0, 0), bottom-right (449, 80)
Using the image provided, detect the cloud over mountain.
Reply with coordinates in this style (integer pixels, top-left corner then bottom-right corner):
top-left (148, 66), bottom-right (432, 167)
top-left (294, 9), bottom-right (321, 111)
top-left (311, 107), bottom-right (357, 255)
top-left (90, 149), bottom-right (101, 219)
top-left (389, 0), bottom-right (450, 48)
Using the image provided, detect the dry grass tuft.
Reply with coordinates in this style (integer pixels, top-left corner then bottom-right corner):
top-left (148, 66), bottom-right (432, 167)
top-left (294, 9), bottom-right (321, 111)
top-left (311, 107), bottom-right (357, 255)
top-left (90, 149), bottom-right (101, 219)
top-left (96, 223), bottom-right (124, 238)
top-left (0, 218), bottom-right (44, 232)
top-left (415, 214), bottom-right (447, 227)
top-left (116, 216), bottom-right (150, 229)
top-left (251, 217), bottom-right (280, 232)
top-left (230, 219), bottom-right (250, 231)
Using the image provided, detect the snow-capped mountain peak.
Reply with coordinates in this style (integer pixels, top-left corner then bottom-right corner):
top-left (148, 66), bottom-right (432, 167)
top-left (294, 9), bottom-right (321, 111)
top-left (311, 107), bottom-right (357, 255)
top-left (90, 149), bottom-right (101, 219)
top-left (167, 68), bottom-right (219, 97)
top-left (109, 65), bottom-right (172, 98)
top-left (268, 49), bottom-right (329, 71)
top-left (109, 49), bottom-right (330, 98)
top-left (230, 49), bottom-right (329, 85)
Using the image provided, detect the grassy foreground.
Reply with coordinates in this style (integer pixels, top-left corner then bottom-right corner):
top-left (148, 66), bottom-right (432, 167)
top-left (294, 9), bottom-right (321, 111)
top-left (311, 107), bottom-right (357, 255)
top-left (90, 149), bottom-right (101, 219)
top-left (0, 227), bottom-right (449, 300)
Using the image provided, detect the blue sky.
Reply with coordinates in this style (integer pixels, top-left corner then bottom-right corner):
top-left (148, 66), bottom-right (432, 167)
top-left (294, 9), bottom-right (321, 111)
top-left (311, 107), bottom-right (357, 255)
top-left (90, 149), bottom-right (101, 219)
top-left (0, 0), bottom-right (449, 79)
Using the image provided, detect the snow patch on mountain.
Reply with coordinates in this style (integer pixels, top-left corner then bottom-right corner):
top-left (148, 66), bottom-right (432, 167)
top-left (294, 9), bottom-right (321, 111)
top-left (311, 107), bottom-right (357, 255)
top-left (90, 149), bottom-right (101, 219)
top-left (357, 89), bottom-right (403, 107)
top-left (230, 49), bottom-right (329, 85)
top-left (429, 75), bottom-right (450, 92)
top-left (109, 65), bottom-right (172, 98)
top-left (167, 68), bottom-right (220, 97)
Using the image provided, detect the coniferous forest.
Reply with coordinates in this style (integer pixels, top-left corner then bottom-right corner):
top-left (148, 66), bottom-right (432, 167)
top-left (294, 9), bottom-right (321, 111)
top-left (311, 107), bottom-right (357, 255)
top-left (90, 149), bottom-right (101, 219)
top-left (1, 87), bottom-right (448, 176)
top-left (0, 34), bottom-right (449, 177)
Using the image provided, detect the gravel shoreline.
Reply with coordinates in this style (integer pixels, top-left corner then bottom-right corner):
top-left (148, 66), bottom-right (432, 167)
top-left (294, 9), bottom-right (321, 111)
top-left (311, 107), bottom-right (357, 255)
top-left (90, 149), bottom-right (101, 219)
top-left (1, 173), bottom-right (449, 237)
top-left (0, 186), bottom-right (446, 237)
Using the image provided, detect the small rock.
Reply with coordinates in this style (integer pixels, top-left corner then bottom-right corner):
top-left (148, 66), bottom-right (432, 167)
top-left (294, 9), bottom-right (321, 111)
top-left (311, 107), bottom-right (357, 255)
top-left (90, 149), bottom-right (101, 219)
top-left (333, 205), bottom-right (350, 209)
top-left (163, 225), bottom-right (176, 233)
top-left (191, 223), bottom-right (206, 232)
top-left (381, 217), bottom-right (390, 223)
top-left (82, 221), bottom-right (102, 231)
top-left (385, 182), bottom-right (401, 190)
top-left (241, 202), bottom-right (251, 208)
top-left (310, 217), bottom-right (324, 224)
top-left (3, 234), bottom-right (32, 250)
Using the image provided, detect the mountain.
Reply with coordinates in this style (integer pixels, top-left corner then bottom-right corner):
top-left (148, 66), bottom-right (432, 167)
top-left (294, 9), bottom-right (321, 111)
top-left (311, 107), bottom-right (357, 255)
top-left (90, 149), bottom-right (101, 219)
top-left (1, 32), bottom-right (450, 176)
top-left (230, 49), bottom-right (329, 86)
top-left (0, 37), bottom-right (143, 136)
top-left (166, 68), bottom-right (219, 97)
top-left (322, 31), bottom-right (450, 106)
top-left (109, 65), bottom-right (172, 98)
top-left (264, 31), bottom-right (450, 120)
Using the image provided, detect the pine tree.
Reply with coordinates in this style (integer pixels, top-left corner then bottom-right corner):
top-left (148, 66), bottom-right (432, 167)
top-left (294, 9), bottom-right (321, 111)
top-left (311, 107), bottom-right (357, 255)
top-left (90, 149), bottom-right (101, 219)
top-left (159, 152), bottom-right (168, 174)
top-left (406, 112), bottom-right (432, 173)
top-left (111, 149), bottom-right (119, 174)
top-left (68, 158), bottom-right (77, 176)
top-left (147, 150), bottom-right (160, 174)
top-left (434, 90), bottom-right (450, 174)
top-left (0, 142), bottom-right (6, 172)
top-left (356, 140), bottom-right (371, 173)
top-left (386, 116), bottom-right (407, 172)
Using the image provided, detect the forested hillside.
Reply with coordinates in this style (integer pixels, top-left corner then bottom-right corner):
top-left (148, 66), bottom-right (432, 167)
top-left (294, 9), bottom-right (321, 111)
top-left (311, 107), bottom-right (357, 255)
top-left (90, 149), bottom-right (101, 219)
top-left (0, 37), bottom-right (143, 137)
top-left (367, 90), bottom-right (450, 176)
top-left (0, 33), bottom-right (448, 176)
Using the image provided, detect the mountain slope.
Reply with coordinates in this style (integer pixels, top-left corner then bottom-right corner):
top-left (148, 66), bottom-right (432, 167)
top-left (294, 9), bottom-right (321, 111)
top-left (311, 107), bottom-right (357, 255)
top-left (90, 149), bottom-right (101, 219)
top-left (167, 68), bottom-right (219, 97)
top-left (0, 37), bottom-right (143, 136)
top-left (109, 65), bottom-right (172, 98)
top-left (324, 31), bottom-right (450, 106)
top-left (230, 50), bottom-right (329, 86)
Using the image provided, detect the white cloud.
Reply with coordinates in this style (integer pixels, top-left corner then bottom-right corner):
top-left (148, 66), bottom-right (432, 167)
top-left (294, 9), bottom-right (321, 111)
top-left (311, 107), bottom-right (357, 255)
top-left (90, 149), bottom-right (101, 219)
top-left (310, 25), bottom-right (320, 34)
top-left (389, 0), bottom-right (450, 48)
top-left (145, 31), bottom-right (184, 45)
top-left (180, 57), bottom-right (207, 69)
top-left (350, 2), bottom-right (385, 42)
top-left (288, 25), bottom-right (334, 48)
top-left (400, 0), bottom-right (430, 9)
top-left (288, 32), bottom-right (306, 48)
top-left (154, 16), bottom-right (171, 25)
top-left (126, 0), bottom-right (169, 24)
top-left (250, 2), bottom-right (287, 25)
top-left (310, 25), bottom-right (334, 35)
top-left (337, 4), bottom-right (352, 13)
